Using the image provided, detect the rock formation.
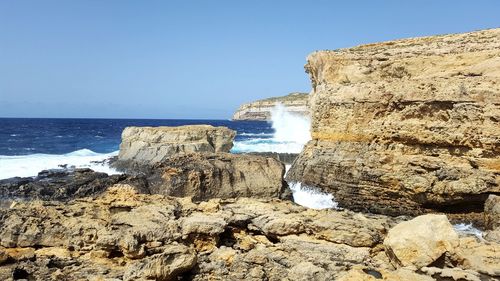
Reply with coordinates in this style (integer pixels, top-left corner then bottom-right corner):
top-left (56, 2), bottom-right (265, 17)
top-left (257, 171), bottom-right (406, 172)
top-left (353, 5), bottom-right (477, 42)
top-left (111, 124), bottom-right (289, 201)
top-left (116, 125), bottom-right (235, 166)
top-left (0, 168), bottom-right (148, 202)
top-left (232, 92), bottom-right (309, 121)
top-left (287, 28), bottom-right (500, 220)
top-left (0, 186), bottom-right (498, 280)
top-left (141, 152), bottom-right (289, 201)
top-left (485, 195), bottom-right (500, 243)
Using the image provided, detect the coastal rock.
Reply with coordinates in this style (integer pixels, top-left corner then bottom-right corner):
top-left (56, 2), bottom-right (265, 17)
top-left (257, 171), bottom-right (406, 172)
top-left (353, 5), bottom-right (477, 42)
top-left (383, 214), bottom-right (459, 268)
top-left (232, 92), bottom-right (309, 121)
top-left (484, 195), bottom-right (500, 230)
top-left (116, 125), bottom-right (236, 166)
top-left (454, 237), bottom-right (500, 277)
top-left (144, 152), bottom-right (289, 201)
top-left (0, 168), bottom-right (147, 202)
top-left (0, 185), bottom-right (393, 280)
top-left (1, 186), bottom-right (498, 280)
top-left (287, 28), bottom-right (500, 219)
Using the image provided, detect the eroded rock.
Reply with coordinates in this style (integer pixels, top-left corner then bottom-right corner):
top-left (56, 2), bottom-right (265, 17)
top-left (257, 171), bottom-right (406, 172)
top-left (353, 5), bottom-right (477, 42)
top-left (143, 152), bottom-right (290, 201)
top-left (287, 28), bottom-right (500, 220)
top-left (116, 125), bottom-right (236, 166)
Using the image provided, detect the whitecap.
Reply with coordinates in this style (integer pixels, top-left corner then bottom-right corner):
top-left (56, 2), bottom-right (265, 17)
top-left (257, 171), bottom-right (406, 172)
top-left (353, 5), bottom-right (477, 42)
top-left (0, 149), bottom-right (120, 179)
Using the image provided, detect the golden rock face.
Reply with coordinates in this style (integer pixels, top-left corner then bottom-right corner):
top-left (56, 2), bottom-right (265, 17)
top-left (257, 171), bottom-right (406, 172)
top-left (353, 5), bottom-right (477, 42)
top-left (288, 28), bottom-right (500, 220)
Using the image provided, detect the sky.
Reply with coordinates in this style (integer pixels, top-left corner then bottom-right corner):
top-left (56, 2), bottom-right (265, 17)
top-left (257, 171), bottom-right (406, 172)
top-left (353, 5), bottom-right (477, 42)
top-left (0, 1), bottom-right (499, 119)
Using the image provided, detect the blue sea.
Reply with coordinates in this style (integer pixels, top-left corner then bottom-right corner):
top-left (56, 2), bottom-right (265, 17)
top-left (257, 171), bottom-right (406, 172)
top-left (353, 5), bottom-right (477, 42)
top-left (0, 118), bottom-right (298, 179)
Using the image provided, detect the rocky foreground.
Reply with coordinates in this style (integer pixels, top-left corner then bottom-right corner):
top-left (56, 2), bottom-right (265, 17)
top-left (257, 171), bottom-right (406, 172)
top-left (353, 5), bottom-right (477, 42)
top-left (1, 185), bottom-right (499, 280)
top-left (232, 92), bottom-right (309, 121)
top-left (1, 29), bottom-right (500, 280)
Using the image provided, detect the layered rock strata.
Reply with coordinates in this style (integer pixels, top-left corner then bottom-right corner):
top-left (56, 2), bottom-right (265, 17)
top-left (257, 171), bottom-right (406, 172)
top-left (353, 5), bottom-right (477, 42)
top-left (116, 125), bottom-right (235, 165)
top-left (141, 153), bottom-right (289, 201)
top-left (287, 28), bottom-right (500, 219)
top-left (232, 92), bottom-right (309, 121)
top-left (0, 186), bottom-right (498, 280)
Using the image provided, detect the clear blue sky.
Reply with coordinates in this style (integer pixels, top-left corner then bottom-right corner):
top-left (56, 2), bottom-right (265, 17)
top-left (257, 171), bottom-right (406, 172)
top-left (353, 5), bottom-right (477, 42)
top-left (1, 1), bottom-right (499, 119)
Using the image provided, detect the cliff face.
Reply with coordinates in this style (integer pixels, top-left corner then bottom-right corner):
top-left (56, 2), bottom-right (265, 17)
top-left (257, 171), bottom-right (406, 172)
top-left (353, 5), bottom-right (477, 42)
top-left (232, 92), bottom-right (309, 121)
top-left (287, 29), bottom-right (500, 218)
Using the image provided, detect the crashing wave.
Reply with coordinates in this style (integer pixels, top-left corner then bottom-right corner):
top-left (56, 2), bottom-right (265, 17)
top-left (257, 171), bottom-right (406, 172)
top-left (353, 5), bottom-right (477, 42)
top-left (288, 181), bottom-right (338, 210)
top-left (0, 149), bottom-right (120, 179)
top-left (232, 103), bottom-right (311, 154)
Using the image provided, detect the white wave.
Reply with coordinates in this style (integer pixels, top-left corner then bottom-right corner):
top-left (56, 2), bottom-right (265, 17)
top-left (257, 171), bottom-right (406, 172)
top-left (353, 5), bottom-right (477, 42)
top-left (0, 149), bottom-right (120, 179)
top-left (239, 132), bottom-right (273, 137)
top-left (232, 103), bottom-right (311, 154)
top-left (271, 103), bottom-right (311, 145)
top-left (453, 223), bottom-right (484, 240)
top-left (288, 181), bottom-right (338, 210)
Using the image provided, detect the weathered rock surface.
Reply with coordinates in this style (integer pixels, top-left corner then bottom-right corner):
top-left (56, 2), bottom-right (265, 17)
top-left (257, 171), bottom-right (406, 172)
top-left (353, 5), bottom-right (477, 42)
top-left (1, 187), bottom-right (498, 280)
top-left (484, 195), bottom-right (500, 243)
top-left (0, 168), bottom-right (147, 202)
top-left (142, 152), bottom-right (290, 201)
top-left (485, 195), bottom-right (500, 230)
top-left (383, 214), bottom-right (459, 268)
top-left (0, 185), bottom-right (392, 280)
top-left (116, 125), bottom-right (236, 166)
top-left (233, 92), bottom-right (309, 121)
top-left (287, 28), bottom-right (500, 219)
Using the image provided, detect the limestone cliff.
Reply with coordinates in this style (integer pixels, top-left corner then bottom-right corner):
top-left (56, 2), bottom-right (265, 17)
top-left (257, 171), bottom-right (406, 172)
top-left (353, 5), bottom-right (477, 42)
top-left (287, 28), bottom-right (500, 218)
top-left (232, 92), bottom-right (309, 121)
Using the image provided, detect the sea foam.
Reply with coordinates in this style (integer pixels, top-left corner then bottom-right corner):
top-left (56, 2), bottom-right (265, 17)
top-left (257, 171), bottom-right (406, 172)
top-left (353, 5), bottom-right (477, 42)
top-left (288, 181), bottom-right (338, 210)
top-left (0, 149), bottom-right (119, 179)
top-left (232, 103), bottom-right (311, 154)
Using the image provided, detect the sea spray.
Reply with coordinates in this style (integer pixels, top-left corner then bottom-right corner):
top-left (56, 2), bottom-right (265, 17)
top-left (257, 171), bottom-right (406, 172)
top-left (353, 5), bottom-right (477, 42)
top-left (231, 103), bottom-right (311, 153)
top-left (270, 103), bottom-right (311, 145)
top-left (288, 181), bottom-right (338, 210)
top-left (453, 223), bottom-right (484, 240)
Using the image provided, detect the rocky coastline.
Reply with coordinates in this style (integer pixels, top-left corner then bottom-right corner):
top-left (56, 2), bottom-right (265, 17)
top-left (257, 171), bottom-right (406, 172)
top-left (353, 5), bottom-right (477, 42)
top-left (287, 28), bottom-right (500, 224)
top-left (1, 29), bottom-right (499, 280)
top-left (232, 92), bottom-right (309, 121)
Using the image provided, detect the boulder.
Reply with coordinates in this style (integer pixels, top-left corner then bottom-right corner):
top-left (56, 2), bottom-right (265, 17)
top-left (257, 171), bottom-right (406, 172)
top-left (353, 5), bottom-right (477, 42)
top-left (287, 28), bottom-right (500, 219)
top-left (144, 153), bottom-right (289, 201)
top-left (383, 214), bottom-right (459, 268)
top-left (116, 125), bottom-right (236, 166)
